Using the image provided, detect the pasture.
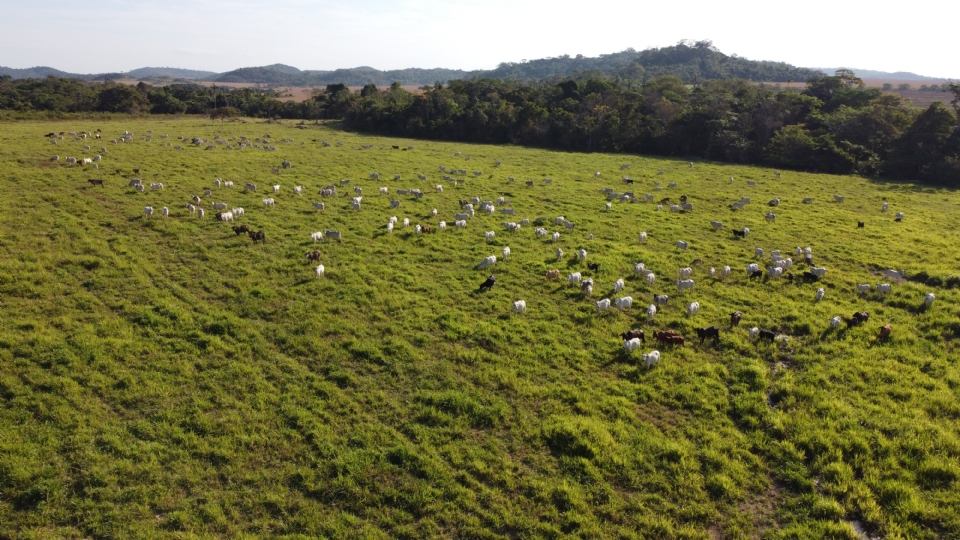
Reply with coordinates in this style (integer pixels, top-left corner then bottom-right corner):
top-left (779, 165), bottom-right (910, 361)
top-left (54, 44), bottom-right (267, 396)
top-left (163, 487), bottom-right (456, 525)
top-left (1, 118), bottom-right (959, 539)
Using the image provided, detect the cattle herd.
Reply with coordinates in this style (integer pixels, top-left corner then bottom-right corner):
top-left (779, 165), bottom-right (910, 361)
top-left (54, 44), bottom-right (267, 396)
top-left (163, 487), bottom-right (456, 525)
top-left (56, 128), bottom-right (939, 371)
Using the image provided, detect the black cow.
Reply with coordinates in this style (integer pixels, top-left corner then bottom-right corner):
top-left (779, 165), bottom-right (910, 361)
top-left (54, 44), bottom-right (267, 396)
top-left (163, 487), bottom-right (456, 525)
top-left (479, 275), bottom-right (496, 291)
top-left (857, 221), bottom-right (864, 228)
top-left (621, 329), bottom-right (645, 343)
top-left (587, 263), bottom-right (600, 272)
top-left (696, 326), bottom-right (720, 345)
top-left (733, 229), bottom-right (747, 238)
top-left (749, 270), bottom-right (764, 279)
top-left (758, 329), bottom-right (776, 341)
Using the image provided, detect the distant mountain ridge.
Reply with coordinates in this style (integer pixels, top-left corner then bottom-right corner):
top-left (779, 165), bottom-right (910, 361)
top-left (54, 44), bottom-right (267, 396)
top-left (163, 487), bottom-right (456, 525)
top-left (812, 68), bottom-right (948, 81)
top-left (5, 44), bottom-right (952, 86)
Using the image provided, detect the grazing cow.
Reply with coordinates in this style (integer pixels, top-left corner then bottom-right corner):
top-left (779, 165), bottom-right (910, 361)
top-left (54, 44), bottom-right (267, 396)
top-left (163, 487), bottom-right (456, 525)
top-left (829, 316), bottom-right (842, 328)
top-left (924, 293), bottom-right (936, 307)
top-left (877, 283), bottom-right (892, 295)
top-left (638, 231), bottom-right (647, 243)
top-left (646, 304), bottom-right (657, 321)
top-left (885, 269), bottom-right (905, 280)
top-left (749, 270), bottom-right (764, 280)
top-left (595, 298), bottom-right (612, 314)
top-left (815, 288), bottom-right (825, 301)
top-left (624, 338), bottom-right (642, 354)
top-left (847, 311), bottom-right (870, 326)
top-left (477, 256), bottom-right (497, 270)
top-left (587, 262), bottom-right (600, 272)
top-left (857, 221), bottom-right (864, 228)
top-left (306, 250), bottom-right (321, 261)
top-left (879, 324), bottom-right (892, 342)
top-left (581, 279), bottom-right (594, 296)
top-left (757, 330), bottom-right (776, 342)
top-left (545, 269), bottom-right (560, 280)
top-left (642, 350), bottom-right (661, 369)
top-left (568, 272), bottom-right (582, 286)
top-left (857, 284), bottom-right (871, 294)
top-left (676, 240), bottom-right (689, 250)
top-left (768, 198), bottom-right (780, 207)
top-left (810, 267), bottom-right (827, 278)
top-left (679, 267), bottom-right (693, 278)
top-left (730, 311), bottom-right (742, 327)
top-left (733, 228), bottom-right (748, 238)
top-left (324, 230), bottom-right (343, 242)
top-left (513, 300), bottom-right (527, 314)
top-left (696, 326), bottom-right (720, 345)
top-left (614, 296), bottom-right (633, 312)
top-left (802, 197), bottom-right (813, 204)
top-left (710, 220), bottom-right (723, 231)
top-left (622, 329), bottom-right (645, 343)
top-left (249, 230), bottom-right (266, 243)
top-left (765, 212), bottom-right (776, 222)
top-left (233, 225), bottom-right (250, 235)
top-left (613, 278), bottom-right (625, 293)
top-left (88, 179), bottom-right (104, 187)
top-left (144, 206), bottom-right (153, 218)
top-left (645, 273), bottom-right (656, 286)
top-left (478, 274), bottom-right (496, 291)
top-left (676, 279), bottom-right (694, 293)
top-left (834, 195), bottom-right (844, 203)
top-left (315, 264), bottom-right (325, 278)
top-left (687, 302), bottom-right (700, 316)
top-left (653, 294), bottom-right (669, 306)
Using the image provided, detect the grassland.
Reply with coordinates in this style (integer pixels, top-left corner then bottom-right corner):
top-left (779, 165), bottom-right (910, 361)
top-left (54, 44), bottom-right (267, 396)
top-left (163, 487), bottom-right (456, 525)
top-left (0, 118), bottom-right (958, 539)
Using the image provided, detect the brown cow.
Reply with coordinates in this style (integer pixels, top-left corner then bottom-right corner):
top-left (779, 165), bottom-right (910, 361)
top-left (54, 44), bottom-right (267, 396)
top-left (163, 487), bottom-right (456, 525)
top-left (664, 335), bottom-right (685, 346)
top-left (232, 225), bottom-right (250, 235)
top-left (545, 269), bottom-right (560, 280)
top-left (248, 230), bottom-right (266, 243)
top-left (305, 250), bottom-right (321, 261)
top-left (879, 324), bottom-right (892, 341)
top-left (730, 311), bottom-right (743, 327)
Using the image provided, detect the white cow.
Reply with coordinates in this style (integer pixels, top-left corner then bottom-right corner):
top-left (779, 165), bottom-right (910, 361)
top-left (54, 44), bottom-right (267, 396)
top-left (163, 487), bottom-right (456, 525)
top-left (568, 272), bottom-right (582, 286)
top-left (556, 248), bottom-right (564, 261)
top-left (613, 278), bottom-right (625, 293)
top-left (642, 350), bottom-right (660, 369)
top-left (815, 288), bottom-right (825, 301)
top-left (676, 279), bottom-right (695, 292)
top-left (502, 246), bottom-right (510, 259)
top-left (679, 267), bottom-right (693, 279)
top-left (596, 298), bottom-right (612, 314)
top-left (513, 300), bottom-right (526, 314)
top-left (313, 202), bottom-right (325, 212)
top-left (315, 264), bottom-right (325, 278)
top-left (638, 231), bottom-right (647, 243)
top-left (614, 296), bottom-right (633, 312)
top-left (857, 284), bottom-right (871, 294)
top-left (687, 301), bottom-right (700, 316)
top-left (646, 304), bottom-right (657, 321)
top-left (485, 231), bottom-right (495, 242)
top-left (877, 283), bottom-right (892, 295)
top-left (144, 206), bottom-right (153, 218)
top-left (624, 338), bottom-right (642, 353)
top-left (477, 256), bottom-right (497, 269)
top-left (924, 293), bottom-right (936, 307)
top-left (676, 240), bottom-right (689, 250)
top-left (829, 316), bottom-right (841, 328)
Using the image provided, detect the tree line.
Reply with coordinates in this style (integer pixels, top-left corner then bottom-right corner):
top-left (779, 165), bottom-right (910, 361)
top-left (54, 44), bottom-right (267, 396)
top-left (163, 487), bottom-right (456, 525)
top-left (2, 72), bottom-right (958, 184)
top-left (340, 73), bottom-right (959, 185)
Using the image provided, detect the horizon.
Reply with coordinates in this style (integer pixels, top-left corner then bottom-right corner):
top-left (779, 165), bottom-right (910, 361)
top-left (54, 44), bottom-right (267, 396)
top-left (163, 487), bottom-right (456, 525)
top-left (1, 0), bottom-right (957, 79)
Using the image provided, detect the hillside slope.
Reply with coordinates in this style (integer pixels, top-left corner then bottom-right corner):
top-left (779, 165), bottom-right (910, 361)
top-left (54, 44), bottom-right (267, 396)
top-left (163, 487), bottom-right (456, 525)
top-left (0, 119), bottom-right (958, 538)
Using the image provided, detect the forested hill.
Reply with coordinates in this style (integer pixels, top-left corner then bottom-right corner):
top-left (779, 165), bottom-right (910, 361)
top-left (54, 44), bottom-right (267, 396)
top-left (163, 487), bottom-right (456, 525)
top-left (484, 41), bottom-right (824, 83)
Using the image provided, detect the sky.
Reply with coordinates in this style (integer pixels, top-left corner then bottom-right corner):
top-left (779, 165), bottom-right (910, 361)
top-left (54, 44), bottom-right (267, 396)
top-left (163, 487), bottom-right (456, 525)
top-left (1, 0), bottom-right (956, 78)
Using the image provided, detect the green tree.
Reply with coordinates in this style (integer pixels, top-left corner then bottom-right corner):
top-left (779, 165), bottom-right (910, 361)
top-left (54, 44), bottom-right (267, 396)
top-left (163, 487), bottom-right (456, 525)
top-left (97, 82), bottom-right (149, 113)
top-left (884, 102), bottom-right (957, 180)
top-left (209, 106), bottom-right (241, 125)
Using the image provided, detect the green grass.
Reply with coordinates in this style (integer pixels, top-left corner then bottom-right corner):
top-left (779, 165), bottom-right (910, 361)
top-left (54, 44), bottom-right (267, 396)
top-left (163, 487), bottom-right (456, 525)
top-left (1, 117), bottom-right (959, 539)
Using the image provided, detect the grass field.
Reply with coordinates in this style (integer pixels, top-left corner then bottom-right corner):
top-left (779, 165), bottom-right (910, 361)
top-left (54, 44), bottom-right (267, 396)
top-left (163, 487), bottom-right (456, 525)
top-left (1, 118), bottom-right (959, 539)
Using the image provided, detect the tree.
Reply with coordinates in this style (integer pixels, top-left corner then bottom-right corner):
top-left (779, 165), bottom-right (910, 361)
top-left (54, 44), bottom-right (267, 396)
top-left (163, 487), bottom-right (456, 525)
top-left (884, 102), bottom-right (957, 180)
top-left (97, 82), bottom-right (149, 113)
top-left (209, 106), bottom-right (241, 125)
top-left (945, 82), bottom-right (960, 128)
top-left (360, 83), bottom-right (378, 97)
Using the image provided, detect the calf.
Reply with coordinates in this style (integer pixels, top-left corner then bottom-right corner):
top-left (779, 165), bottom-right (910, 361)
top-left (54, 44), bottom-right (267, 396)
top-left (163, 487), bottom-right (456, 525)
top-left (696, 326), bottom-right (720, 345)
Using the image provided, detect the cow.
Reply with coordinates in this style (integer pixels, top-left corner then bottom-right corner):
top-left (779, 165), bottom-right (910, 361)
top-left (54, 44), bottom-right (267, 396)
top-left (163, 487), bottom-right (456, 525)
top-left (695, 326), bottom-right (720, 345)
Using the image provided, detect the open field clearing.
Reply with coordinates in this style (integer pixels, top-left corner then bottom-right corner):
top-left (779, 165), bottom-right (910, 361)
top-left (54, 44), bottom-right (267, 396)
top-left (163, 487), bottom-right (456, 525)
top-left (1, 118), bottom-right (959, 538)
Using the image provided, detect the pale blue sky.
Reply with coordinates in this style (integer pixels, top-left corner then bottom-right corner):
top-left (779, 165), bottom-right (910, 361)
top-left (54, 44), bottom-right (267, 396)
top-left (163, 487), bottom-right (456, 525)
top-left (0, 0), bottom-right (956, 78)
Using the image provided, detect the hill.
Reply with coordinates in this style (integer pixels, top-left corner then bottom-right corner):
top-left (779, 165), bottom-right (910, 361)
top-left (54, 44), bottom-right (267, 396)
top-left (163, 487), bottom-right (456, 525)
top-left (813, 68), bottom-right (950, 81)
top-left (0, 118), bottom-right (958, 538)
top-left (125, 67), bottom-right (219, 79)
top-left (0, 65), bottom-right (92, 80)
